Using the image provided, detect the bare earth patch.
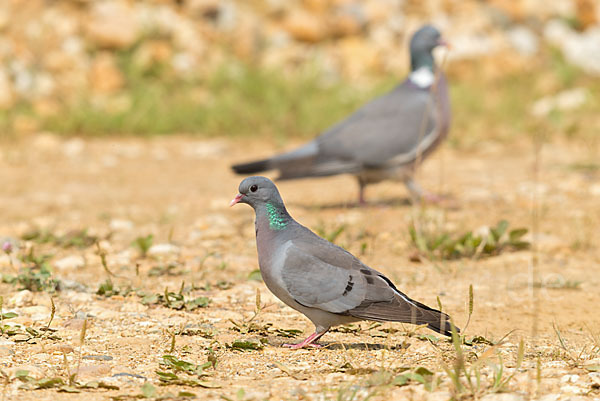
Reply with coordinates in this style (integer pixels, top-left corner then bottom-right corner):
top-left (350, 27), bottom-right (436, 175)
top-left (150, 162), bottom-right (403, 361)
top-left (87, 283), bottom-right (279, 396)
top-left (0, 135), bottom-right (599, 400)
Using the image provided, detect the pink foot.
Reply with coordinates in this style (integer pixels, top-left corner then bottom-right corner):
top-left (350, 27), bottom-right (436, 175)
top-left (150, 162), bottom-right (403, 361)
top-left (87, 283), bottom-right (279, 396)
top-left (281, 331), bottom-right (325, 349)
top-left (423, 192), bottom-right (444, 203)
top-left (282, 342), bottom-right (322, 349)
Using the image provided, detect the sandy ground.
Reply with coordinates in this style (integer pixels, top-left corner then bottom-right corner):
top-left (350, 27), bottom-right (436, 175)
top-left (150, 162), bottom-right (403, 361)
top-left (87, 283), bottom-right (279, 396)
top-left (0, 134), bottom-right (599, 400)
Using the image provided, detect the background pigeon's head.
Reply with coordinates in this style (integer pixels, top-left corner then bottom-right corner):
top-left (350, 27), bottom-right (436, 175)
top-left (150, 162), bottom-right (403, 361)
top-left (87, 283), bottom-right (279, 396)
top-left (410, 25), bottom-right (443, 54)
top-left (230, 176), bottom-right (282, 208)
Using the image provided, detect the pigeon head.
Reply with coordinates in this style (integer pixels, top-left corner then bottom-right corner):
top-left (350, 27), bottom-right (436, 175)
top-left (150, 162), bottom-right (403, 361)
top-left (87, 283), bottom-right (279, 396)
top-left (409, 25), bottom-right (446, 71)
top-left (230, 176), bottom-right (283, 209)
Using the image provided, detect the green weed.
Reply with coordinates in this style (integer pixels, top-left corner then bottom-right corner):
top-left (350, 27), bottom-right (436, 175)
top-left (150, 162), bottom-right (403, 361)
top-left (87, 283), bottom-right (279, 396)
top-left (410, 220), bottom-right (529, 261)
top-left (141, 283), bottom-right (210, 311)
top-left (155, 355), bottom-right (218, 387)
top-left (21, 229), bottom-right (97, 249)
top-left (2, 247), bottom-right (60, 292)
top-left (132, 234), bottom-right (154, 258)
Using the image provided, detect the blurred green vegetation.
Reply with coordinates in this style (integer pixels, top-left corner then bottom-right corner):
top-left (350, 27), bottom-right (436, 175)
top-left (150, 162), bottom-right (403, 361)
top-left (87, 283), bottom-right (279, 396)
top-left (43, 59), bottom-right (373, 139)
top-left (0, 47), bottom-right (598, 144)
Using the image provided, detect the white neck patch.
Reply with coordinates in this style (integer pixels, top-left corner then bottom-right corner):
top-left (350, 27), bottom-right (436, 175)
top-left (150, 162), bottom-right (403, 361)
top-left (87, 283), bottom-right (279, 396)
top-left (409, 66), bottom-right (435, 88)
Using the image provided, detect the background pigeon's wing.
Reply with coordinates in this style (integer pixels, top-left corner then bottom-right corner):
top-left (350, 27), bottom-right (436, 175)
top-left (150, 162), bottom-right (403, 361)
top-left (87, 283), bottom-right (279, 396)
top-left (315, 83), bottom-right (437, 166)
top-left (234, 77), bottom-right (447, 180)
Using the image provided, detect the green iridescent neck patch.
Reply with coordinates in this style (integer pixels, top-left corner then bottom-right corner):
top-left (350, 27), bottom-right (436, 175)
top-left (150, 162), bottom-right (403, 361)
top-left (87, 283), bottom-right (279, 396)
top-left (266, 202), bottom-right (288, 230)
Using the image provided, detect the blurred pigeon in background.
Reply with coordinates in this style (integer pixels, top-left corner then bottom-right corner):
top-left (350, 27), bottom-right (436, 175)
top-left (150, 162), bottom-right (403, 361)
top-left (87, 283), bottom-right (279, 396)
top-left (230, 176), bottom-right (458, 348)
top-left (232, 25), bottom-right (451, 204)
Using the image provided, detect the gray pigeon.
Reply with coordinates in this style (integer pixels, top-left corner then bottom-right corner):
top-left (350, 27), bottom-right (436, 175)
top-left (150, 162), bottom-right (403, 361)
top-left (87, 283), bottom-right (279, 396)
top-left (232, 25), bottom-right (451, 204)
top-left (231, 176), bottom-right (458, 348)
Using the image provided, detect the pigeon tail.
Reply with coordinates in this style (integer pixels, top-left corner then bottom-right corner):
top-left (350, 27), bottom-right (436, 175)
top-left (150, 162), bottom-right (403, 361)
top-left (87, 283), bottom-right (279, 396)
top-left (232, 159), bottom-right (272, 175)
top-left (344, 296), bottom-right (460, 338)
top-left (408, 298), bottom-right (460, 337)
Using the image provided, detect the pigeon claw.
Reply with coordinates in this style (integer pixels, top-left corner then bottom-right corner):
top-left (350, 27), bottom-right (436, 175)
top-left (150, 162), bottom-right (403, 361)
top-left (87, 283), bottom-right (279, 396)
top-left (282, 331), bottom-right (325, 349)
top-left (282, 342), bottom-right (322, 349)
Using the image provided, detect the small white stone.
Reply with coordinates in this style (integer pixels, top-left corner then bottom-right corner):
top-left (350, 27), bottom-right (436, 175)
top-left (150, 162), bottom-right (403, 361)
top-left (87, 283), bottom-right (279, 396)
top-left (507, 26), bottom-right (538, 56)
top-left (109, 219), bottom-right (134, 232)
top-left (538, 394), bottom-right (560, 401)
top-left (147, 243), bottom-right (180, 257)
top-left (54, 255), bottom-right (85, 270)
top-left (110, 249), bottom-right (133, 266)
top-left (9, 290), bottom-right (33, 307)
top-left (182, 140), bottom-right (226, 159)
top-left (561, 374), bottom-right (580, 383)
top-left (62, 138), bottom-right (85, 157)
top-left (589, 184), bottom-right (600, 196)
top-left (560, 384), bottom-right (584, 394)
top-left (481, 393), bottom-right (525, 401)
top-left (531, 88), bottom-right (587, 117)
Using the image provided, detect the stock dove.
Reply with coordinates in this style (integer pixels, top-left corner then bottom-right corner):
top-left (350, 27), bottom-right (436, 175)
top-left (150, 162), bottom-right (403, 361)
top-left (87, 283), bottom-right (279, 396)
top-left (230, 176), bottom-right (459, 348)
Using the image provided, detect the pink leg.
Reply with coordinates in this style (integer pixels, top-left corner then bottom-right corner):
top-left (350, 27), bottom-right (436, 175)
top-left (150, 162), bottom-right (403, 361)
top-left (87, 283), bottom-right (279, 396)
top-left (282, 332), bottom-right (325, 349)
top-left (422, 191), bottom-right (444, 203)
top-left (358, 184), bottom-right (367, 207)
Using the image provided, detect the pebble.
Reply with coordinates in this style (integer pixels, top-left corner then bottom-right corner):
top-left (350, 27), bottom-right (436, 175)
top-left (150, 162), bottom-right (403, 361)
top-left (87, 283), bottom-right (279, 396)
top-left (54, 255), bottom-right (86, 270)
top-left (0, 346), bottom-right (14, 357)
top-left (83, 355), bottom-right (113, 361)
top-left (58, 280), bottom-right (88, 292)
top-left (111, 372), bottom-right (147, 380)
top-left (561, 374), bottom-right (580, 383)
top-left (538, 395), bottom-right (560, 401)
top-left (77, 363), bottom-right (112, 378)
top-left (147, 243), bottom-right (180, 257)
top-left (109, 219), bottom-right (134, 232)
top-left (531, 88), bottom-right (587, 117)
top-left (9, 290), bottom-right (33, 307)
top-left (63, 318), bottom-right (87, 330)
top-left (9, 365), bottom-right (44, 379)
top-left (20, 305), bottom-right (50, 320)
top-left (47, 344), bottom-right (75, 354)
top-left (560, 384), bottom-right (585, 394)
top-left (481, 393), bottom-right (525, 401)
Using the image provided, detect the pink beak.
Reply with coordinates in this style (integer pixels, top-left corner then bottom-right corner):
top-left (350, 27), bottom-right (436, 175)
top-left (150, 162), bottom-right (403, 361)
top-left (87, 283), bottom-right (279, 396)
top-left (229, 193), bottom-right (244, 207)
top-left (438, 37), bottom-right (451, 49)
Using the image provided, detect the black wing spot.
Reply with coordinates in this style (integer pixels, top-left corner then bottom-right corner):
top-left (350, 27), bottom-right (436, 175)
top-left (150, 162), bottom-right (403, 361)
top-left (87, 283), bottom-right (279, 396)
top-left (342, 275), bottom-right (354, 296)
top-left (365, 276), bottom-right (374, 284)
top-left (360, 268), bottom-right (372, 275)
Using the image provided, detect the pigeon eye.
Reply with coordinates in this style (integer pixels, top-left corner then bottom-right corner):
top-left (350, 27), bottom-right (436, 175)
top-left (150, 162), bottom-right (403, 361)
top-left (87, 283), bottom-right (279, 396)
top-left (250, 185), bottom-right (258, 193)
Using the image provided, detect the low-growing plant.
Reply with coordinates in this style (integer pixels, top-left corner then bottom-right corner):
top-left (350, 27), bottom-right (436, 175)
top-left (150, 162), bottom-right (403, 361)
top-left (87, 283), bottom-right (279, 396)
top-left (533, 277), bottom-right (582, 290)
top-left (2, 247), bottom-right (60, 292)
top-left (141, 283), bottom-right (210, 311)
top-left (410, 220), bottom-right (529, 261)
top-left (148, 262), bottom-right (184, 276)
top-left (21, 229), bottom-right (97, 249)
top-left (133, 234), bottom-right (154, 258)
top-left (226, 338), bottom-right (267, 351)
top-left (553, 322), bottom-right (600, 367)
top-left (155, 355), bottom-right (218, 388)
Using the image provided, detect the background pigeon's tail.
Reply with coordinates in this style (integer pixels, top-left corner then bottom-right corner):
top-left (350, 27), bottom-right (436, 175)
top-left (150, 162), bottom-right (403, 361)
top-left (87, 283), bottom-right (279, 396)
top-left (232, 142), bottom-right (320, 177)
top-left (232, 159), bottom-right (272, 175)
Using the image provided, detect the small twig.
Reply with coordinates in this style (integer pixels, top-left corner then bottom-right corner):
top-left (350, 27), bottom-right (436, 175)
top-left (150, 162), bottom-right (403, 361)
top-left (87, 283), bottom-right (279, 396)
top-left (462, 284), bottom-right (474, 334)
top-left (168, 330), bottom-right (176, 354)
top-left (74, 318), bottom-right (88, 385)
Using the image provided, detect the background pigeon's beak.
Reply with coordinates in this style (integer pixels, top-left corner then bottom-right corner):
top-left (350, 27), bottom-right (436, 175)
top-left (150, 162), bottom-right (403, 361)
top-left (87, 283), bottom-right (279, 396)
top-left (229, 193), bottom-right (245, 207)
top-left (437, 37), bottom-right (451, 49)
